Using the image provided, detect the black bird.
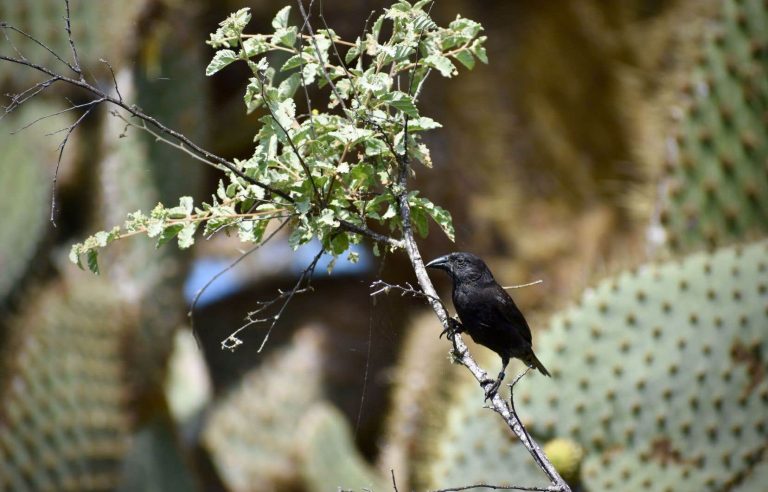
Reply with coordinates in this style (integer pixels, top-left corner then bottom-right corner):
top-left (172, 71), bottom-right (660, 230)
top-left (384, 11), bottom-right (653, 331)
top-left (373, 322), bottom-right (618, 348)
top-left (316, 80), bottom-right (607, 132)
top-left (426, 252), bottom-right (550, 399)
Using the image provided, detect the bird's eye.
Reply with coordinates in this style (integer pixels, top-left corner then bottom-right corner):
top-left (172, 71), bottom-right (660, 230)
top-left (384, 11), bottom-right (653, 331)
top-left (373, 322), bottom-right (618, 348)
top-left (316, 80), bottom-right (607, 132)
top-left (456, 258), bottom-right (465, 266)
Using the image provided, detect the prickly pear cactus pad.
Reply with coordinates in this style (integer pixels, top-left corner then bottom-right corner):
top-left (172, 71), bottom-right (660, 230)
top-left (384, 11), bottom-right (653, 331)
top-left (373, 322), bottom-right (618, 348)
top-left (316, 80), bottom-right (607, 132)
top-left (299, 403), bottom-right (388, 492)
top-left (202, 326), bottom-right (327, 491)
top-left (659, 0), bottom-right (768, 251)
top-left (0, 278), bottom-right (133, 491)
top-left (0, 102), bottom-right (65, 304)
top-left (521, 240), bottom-right (768, 490)
top-left (415, 366), bottom-right (551, 490)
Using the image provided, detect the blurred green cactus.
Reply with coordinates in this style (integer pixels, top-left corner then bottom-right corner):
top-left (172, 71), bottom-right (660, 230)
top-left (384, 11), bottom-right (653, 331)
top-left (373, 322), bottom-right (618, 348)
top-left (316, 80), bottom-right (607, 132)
top-left (414, 369), bottom-right (549, 490)
top-left (520, 240), bottom-right (768, 490)
top-left (0, 0), bottom-right (147, 87)
top-left (203, 326), bottom-right (327, 491)
top-left (299, 402), bottom-right (388, 492)
top-left (378, 312), bottom-right (466, 489)
top-left (659, 0), bottom-right (768, 251)
top-left (0, 102), bottom-right (64, 305)
top-left (0, 276), bottom-right (134, 491)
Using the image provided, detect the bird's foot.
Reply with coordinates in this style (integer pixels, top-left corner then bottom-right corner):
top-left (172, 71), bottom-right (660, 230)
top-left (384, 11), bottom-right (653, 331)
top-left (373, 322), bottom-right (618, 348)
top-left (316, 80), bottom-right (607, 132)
top-left (439, 316), bottom-right (463, 339)
top-left (481, 371), bottom-right (505, 401)
top-left (481, 377), bottom-right (502, 402)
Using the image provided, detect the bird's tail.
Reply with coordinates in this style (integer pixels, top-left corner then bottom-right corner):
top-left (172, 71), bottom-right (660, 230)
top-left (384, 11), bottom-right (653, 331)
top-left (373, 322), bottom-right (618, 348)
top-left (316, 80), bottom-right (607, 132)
top-left (525, 351), bottom-right (551, 377)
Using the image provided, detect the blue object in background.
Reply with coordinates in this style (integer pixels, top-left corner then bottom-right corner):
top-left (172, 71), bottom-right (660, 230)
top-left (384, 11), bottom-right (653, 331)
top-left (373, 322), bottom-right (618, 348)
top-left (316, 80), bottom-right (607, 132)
top-left (184, 239), bottom-right (373, 308)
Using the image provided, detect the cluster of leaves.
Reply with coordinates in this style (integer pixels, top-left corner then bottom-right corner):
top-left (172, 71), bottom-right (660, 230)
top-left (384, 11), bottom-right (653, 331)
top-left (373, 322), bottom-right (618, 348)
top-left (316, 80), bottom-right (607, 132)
top-left (70, 0), bottom-right (487, 273)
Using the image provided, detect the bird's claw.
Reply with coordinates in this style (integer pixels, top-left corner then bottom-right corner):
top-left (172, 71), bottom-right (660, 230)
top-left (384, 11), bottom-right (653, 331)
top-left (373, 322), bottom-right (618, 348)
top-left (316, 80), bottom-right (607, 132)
top-left (440, 317), bottom-right (462, 339)
top-left (481, 377), bottom-right (502, 401)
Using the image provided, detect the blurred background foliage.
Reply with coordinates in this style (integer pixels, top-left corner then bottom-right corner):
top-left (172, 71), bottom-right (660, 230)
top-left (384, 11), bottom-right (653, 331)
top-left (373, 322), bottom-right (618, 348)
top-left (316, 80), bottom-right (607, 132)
top-left (0, 0), bottom-right (766, 490)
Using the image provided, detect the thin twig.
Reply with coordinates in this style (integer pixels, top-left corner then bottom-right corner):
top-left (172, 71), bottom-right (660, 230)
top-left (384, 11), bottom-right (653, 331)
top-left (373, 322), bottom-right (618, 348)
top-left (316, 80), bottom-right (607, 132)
top-left (295, 0), bottom-right (348, 113)
top-left (112, 111), bottom-right (225, 172)
top-left (255, 68), bottom-right (322, 203)
top-left (431, 485), bottom-right (559, 492)
top-left (369, 279), bottom-right (443, 307)
top-left (220, 248), bottom-right (324, 353)
top-left (100, 58), bottom-right (122, 102)
top-left (10, 98), bottom-right (98, 134)
top-left (503, 280), bottom-right (543, 290)
top-left (0, 52), bottom-right (295, 203)
top-left (50, 99), bottom-right (103, 224)
top-left (296, 0), bottom-right (317, 140)
top-left (390, 469), bottom-right (399, 492)
top-left (0, 23), bottom-right (76, 74)
top-left (188, 218), bottom-right (291, 341)
top-left (63, 0), bottom-right (82, 74)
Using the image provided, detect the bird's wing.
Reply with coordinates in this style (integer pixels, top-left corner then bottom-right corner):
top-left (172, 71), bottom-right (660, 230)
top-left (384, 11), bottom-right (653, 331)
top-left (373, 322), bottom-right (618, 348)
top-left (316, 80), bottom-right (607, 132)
top-left (492, 284), bottom-right (533, 345)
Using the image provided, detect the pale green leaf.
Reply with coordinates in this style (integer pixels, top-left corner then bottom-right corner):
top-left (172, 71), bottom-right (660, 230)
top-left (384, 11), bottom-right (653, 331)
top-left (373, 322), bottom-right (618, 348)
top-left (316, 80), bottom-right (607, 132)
top-left (206, 49), bottom-right (238, 76)
top-left (272, 6), bottom-right (292, 30)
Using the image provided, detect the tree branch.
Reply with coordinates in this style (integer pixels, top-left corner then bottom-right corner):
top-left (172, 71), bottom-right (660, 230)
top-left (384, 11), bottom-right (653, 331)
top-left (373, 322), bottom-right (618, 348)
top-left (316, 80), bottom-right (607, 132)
top-left (394, 176), bottom-right (571, 491)
top-left (389, 41), bottom-right (571, 491)
top-left (0, 22), bottom-right (400, 250)
top-left (0, 51), bottom-right (295, 204)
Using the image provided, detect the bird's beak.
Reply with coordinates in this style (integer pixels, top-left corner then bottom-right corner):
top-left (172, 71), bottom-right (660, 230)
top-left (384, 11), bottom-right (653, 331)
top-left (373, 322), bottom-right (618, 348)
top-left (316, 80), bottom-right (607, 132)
top-left (425, 254), bottom-right (451, 272)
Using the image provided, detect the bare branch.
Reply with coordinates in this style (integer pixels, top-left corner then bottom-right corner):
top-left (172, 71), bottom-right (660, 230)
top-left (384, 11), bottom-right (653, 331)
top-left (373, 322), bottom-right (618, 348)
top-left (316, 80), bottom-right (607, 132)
top-left (369, 279), bottom-right (443, 306)
top-left (0, 23), bottom-right (77, 74)
top-left (0, 51), bottom-right (295, 204)
top-left (296, 0), bottom-right (317, 139)
top-left (390, 469), bottom-right (399, 492)
top-left (189, 218), bottom-right (291, 344)
top-left (503, 280), bottom-right (543, 290)
top-left (1, 77), bottom-right (60, 118)
top-left (100, 58), bottom-right (122, 102)
top-left (63, 0), bottom-right (82, 74)
top-left (255, 69), bottom-right (322, 203)
top-left (9, 98), bottom-right (94, 133)
top-left (111, 110), bottom-right (225, 172)
top-left (220, 248), bottom-right (324, 353)
top-left (378, 19), bottom-right (572, 491)
top-left (338, 219), bottom-right (404, 249)
top-left (50, 99), bottom-right (103, 224)
top-left (295, 0), bottom-right (348, 113)
top-left (431, 484), bottom-right (559, 492)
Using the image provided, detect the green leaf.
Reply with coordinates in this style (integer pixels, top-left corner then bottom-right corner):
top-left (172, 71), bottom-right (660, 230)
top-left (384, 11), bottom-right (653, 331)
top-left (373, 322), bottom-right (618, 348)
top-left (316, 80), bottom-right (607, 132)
top-left (359, 71), bottom-right (392, 95)
top-left (244, 78), bottom-right (263, 113)
top-left (270, 98), bottom-right (296, 129)
top-left (206, 49), bottom-right (238, 76)
top-left (410, 195), bottom-right (455, 241)
top-left (424, 54), bottom-right (456, 77)
top-left (281, 53), bottom-right (307, 71)
top-left (406, 116), bottom-right (441, 131)
top-left (272, 6), bottom-right (292, 30)
top-left (69, 244), bottom-right (83, 269)
top-left (371, 15), bottom-right (385, 42)
top-left (330, 233), bottom-right (349, 255)
top-left (278, 73), bottom-right (301, 100)
top-left (453, 49), bottom-right (475, 70)
top-left (345, 43), bottom-right (360, 64)
top-left (272, 27), bottom-right (297, 47)
top-left (380, 91), bottom-right (418, 117)
top-left (87, 249), bottom-right (100, 275)
top-left (448, 17), bottom-right (482, 38)
top-left (157, 223), bottom-right (184, 248)
top-left (472, 39), bottom-right (488, 64)
top-left (207, 8), bottom-right (252, 48)
top-left (178, 222), bottom-right (198, 249)
top-left (410, 206), bottom-right (428, 237)
top-left (413, 12), bottom-right (437, 32)
top-left (243, 36), bottom-right (270, 57)
top-left (180, 196), bottom-right (194, 215)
